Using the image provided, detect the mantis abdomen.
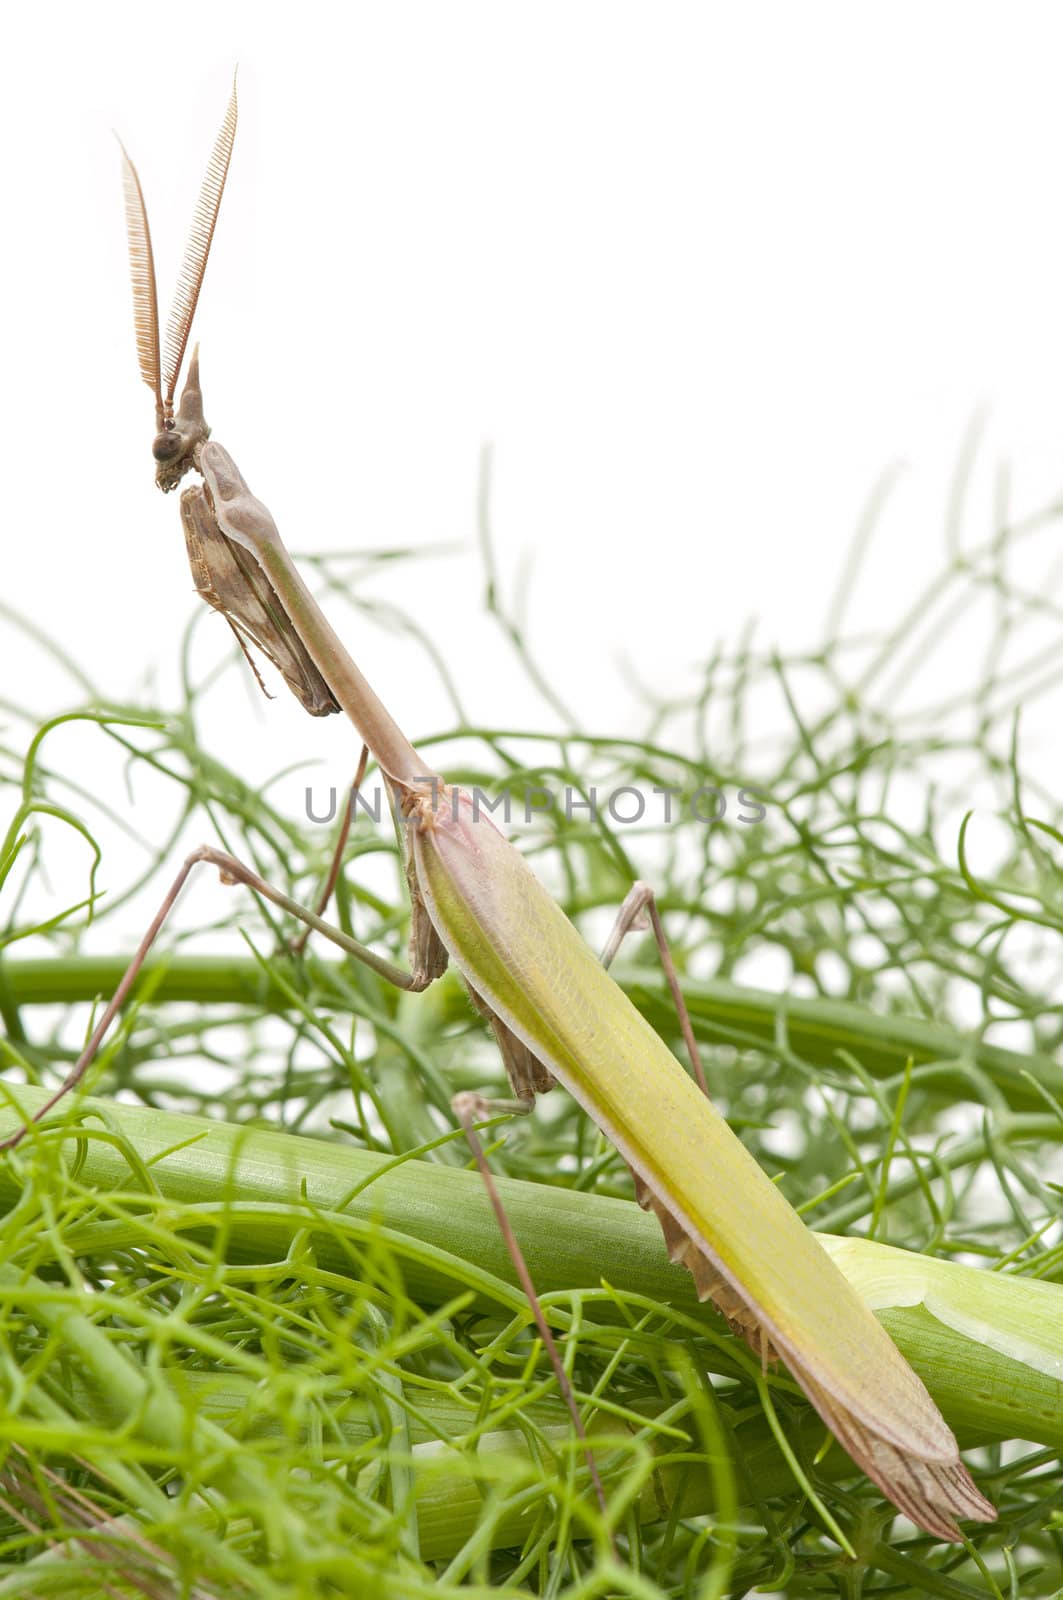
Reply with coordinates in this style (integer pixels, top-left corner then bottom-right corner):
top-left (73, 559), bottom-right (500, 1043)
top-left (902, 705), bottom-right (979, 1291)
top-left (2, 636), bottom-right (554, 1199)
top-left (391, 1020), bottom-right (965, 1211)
top-left (412, 785), bottom-right (996, 1539)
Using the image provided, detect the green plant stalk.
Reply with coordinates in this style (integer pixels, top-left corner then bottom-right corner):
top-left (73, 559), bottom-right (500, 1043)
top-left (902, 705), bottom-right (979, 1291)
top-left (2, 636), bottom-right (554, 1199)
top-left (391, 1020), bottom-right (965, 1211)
top-left (1, 1084), bottom-right (1059, 1458)
top-left (4, 957), bottom-right (1057, 1111)
top-left (53, 1370), bottom-right (929, 1564)
top-left (0, 1260), bottom-right (446, 1595)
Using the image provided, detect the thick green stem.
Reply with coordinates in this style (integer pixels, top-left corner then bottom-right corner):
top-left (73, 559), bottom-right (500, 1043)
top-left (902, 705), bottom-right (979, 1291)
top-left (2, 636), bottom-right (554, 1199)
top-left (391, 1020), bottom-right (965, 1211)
top-left (5, 959), bottom-right (1059, 1110)
top-left (1, 1087), bottom-right (1059, 1453)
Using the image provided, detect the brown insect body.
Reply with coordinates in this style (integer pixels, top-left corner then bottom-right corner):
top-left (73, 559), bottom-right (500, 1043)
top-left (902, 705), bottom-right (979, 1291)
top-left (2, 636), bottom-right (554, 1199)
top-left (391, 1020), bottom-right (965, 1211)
top-left (120, 78), bottom-right (338, 716)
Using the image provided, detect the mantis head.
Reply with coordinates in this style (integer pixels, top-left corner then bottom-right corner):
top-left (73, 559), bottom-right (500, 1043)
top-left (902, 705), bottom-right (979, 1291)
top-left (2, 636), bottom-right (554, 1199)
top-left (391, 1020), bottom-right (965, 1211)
top-left (153, 346), bottom-right (210, 492)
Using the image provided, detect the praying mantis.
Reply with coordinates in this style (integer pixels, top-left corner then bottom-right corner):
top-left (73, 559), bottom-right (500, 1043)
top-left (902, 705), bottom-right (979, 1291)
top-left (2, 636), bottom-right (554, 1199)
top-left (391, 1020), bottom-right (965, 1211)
top-left (4, 81), bottom-right (997, 1543)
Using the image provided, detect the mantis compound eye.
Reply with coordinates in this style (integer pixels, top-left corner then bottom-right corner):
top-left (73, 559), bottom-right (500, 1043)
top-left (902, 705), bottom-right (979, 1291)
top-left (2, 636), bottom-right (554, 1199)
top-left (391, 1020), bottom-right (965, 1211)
top-left (152, 429), bottom-right (183, 463)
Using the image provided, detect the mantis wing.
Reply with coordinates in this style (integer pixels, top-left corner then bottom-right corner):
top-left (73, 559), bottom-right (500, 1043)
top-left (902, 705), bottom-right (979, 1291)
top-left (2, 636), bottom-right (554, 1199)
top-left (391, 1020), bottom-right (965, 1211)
top-left (411, 787), bottom-right (996, 1540)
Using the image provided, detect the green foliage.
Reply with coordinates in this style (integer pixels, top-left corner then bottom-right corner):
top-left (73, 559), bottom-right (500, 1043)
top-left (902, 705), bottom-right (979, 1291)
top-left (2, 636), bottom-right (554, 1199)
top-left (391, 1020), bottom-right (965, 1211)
top-left (1, 478), bottom-right (1063, 1596)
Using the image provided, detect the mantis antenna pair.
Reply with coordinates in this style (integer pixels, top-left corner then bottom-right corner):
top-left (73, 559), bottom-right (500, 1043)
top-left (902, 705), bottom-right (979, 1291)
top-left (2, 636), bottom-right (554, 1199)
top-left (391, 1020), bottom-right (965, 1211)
top-left (4, 81), bottom-right (997, 1544)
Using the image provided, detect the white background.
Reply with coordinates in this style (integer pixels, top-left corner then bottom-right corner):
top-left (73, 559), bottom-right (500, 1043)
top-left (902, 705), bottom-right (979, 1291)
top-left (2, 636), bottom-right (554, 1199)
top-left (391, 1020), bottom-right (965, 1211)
top-left (4, 3), bottom-right (1063, 867)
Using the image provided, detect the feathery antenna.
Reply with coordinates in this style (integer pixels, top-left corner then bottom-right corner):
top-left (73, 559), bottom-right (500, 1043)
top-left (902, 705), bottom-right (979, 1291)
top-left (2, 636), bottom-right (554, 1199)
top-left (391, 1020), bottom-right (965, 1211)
top-left (119, 139), bottom-right (162, 429)
top-left (162, 74), bottom-right (239, 408)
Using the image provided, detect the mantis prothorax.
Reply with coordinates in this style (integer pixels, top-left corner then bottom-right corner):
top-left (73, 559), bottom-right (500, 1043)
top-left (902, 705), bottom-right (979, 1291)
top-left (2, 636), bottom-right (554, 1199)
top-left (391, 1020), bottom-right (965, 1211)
top-left (5, 86), bottom-right (998, 1543)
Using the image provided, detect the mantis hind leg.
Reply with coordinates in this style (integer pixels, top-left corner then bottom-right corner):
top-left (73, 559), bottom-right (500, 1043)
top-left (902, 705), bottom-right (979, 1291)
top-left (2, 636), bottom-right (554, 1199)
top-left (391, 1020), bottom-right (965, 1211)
top-left (288, 746), bottom-right (369, 958)
top-left (0, 840), bottom-right (444, 1153)
top-left (450, 876), bottom-right (734, 1534)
